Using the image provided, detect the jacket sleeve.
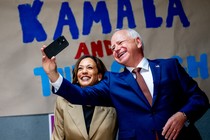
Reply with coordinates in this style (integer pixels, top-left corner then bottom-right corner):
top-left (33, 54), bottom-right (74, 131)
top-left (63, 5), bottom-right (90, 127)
top-left (173, 58), bottom-right (209, 123)
top-left (52, 72), bottom-right (113, 107)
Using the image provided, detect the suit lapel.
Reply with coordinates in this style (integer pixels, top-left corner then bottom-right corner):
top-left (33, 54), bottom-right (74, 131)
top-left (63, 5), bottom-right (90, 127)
top-left (121, 68), bottom-right (150, 106)
top-left (121, 61), bottom-right (161, 107)
top-left (67, 103), bottom-right (88, 139)
top-left (89, 107), bottom-right (109, 139)
top-left (149, 60), bottom-right (161, 105)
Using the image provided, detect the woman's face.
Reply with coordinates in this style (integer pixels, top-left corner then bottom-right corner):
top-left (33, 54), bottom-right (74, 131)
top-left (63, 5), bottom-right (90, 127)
top-left (77, 58), bottom-right (102, 88)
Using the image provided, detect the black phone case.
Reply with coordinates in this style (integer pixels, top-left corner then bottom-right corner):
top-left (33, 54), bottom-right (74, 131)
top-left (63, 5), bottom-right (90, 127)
top-left (44, 36), bottom-right (69, 58)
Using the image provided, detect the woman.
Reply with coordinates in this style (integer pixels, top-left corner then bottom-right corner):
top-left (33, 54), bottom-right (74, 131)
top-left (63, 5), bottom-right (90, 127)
top-left (52, 55), bottom-right (118, 140)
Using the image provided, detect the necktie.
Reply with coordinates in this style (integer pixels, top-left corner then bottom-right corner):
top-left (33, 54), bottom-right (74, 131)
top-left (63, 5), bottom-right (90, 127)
top-left (132, 68), bottom-right (153, 106)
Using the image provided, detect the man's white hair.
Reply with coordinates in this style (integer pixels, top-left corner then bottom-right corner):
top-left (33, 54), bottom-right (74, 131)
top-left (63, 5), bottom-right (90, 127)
top-left (114, 28), bottom-right (144, 49)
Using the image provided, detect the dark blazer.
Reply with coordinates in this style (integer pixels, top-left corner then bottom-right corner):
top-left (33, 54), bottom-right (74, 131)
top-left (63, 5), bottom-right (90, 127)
top-left (54, 58), bottom-right (209, 140)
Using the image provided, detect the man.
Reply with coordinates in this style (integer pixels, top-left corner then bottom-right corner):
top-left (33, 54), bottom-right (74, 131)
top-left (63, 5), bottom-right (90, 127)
top-left (41, 29), bottom-right (209, 140)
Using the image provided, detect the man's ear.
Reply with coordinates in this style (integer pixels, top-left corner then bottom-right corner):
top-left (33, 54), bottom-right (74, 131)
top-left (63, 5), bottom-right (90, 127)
top-left (98, 73), bottom-right (102, 81)
top-left (135, 37), bottom-right (142, 49)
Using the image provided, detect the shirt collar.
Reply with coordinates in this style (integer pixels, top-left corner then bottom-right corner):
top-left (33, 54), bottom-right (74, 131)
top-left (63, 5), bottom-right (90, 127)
top-left (127, 57), bottom-right (149, 72)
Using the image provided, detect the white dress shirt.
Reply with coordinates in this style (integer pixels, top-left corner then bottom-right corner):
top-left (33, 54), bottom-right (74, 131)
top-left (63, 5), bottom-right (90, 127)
top-left (127, 57), bottom-right (154, 97)
top-left (51, 74), bottom-right (63, 92)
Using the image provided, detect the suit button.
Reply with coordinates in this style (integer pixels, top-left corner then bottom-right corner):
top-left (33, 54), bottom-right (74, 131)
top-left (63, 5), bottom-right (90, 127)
top-left (151, 110), bottom-right (155, 115)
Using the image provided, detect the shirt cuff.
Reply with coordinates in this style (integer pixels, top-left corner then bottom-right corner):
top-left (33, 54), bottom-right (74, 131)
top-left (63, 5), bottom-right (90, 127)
top-left (50, 73), bottom-right (63, 92)
top-left (182, 112), bottom-right (190, 127)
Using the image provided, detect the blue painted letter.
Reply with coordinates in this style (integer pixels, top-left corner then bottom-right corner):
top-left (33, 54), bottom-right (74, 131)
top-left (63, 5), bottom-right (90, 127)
top-left (142, 0), bottom-right (162, 28)
top-left (166, 0), bottom-right (190, 27)
top-left (187, 54), bottom-right (208, 79)
top-left (117, 0), bottom-right (136, 29)
top-left (54, 2), bottom-right (79, 40)
top-left (18, 0), bottom-right (47, 43)
top-left (83, 1), bottom-right (111, 35)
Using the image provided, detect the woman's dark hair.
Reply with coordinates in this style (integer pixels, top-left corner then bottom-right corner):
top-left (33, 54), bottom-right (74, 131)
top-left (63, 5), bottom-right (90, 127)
top-left (72, 55), bottom-right (107, 84)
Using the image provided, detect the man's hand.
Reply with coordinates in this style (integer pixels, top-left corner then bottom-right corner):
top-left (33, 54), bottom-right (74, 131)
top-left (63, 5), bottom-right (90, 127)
top-left (41, 45), bottom-right (59, 83)
top-left (162, 112), bottom-right (187, 140)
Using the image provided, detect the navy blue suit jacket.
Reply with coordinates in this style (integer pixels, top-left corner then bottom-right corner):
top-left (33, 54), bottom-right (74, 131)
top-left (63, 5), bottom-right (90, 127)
top-left (54, 58), bottom-right (209, 140)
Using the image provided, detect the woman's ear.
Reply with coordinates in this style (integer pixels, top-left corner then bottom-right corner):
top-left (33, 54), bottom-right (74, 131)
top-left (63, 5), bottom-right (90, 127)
top-left (98, 73), bottom-right (102, 81)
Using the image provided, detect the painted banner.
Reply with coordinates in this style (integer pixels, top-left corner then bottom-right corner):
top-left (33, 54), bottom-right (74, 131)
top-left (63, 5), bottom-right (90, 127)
top-left (0, 0), bottom-right (209, 116)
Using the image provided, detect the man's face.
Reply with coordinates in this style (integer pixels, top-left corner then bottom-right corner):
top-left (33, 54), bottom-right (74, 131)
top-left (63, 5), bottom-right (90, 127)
top-left (111, 30), bottom-right (142, 67)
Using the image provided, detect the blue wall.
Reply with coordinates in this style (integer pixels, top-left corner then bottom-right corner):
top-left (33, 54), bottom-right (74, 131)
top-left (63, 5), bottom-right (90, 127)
top-left (0, 109), bottom-right (209, 140)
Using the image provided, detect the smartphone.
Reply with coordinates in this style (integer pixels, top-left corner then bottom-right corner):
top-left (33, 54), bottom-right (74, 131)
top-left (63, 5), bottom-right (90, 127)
top-left (44, 36), bottom-right (69, 58)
